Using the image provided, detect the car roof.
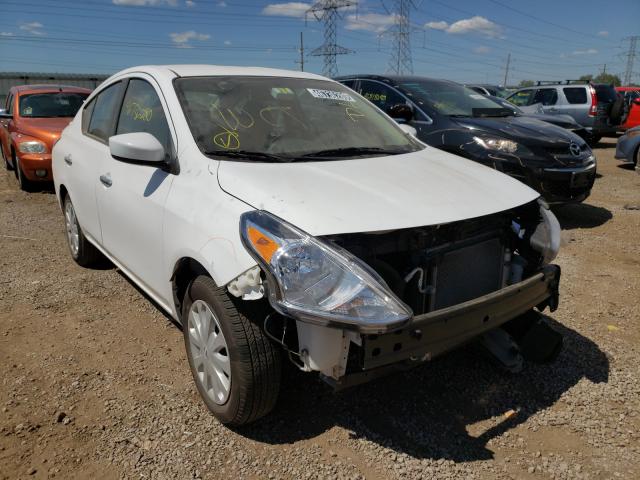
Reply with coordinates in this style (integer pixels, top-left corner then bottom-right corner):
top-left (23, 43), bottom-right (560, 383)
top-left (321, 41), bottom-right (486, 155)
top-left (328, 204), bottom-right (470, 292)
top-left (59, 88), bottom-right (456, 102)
top-left (112, 64), bottom-right (329, 82)
top-left (11, 84), bottom-right (92, 94)
top-left (334, 74), bottom-right (458, 86)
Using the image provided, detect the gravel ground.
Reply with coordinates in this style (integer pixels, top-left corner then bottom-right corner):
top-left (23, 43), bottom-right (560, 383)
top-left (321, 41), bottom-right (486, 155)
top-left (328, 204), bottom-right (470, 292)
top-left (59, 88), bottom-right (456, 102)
top-left (1, 139), bottom-right (639, 480)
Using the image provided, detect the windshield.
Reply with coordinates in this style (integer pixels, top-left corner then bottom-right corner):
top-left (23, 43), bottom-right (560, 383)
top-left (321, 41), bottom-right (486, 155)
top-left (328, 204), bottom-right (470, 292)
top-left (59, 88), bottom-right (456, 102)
top-left (19, 92), bottom-right (88, 118)
top-left (174, 76), bottom-right (421, 160)
top-left (398, 80), bottom-right (512, 117)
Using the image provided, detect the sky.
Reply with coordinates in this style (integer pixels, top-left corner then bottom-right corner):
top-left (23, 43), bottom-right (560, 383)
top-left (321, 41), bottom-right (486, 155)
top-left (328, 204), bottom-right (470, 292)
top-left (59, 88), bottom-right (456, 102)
top-left (0, 0), bottom-right (638, 85)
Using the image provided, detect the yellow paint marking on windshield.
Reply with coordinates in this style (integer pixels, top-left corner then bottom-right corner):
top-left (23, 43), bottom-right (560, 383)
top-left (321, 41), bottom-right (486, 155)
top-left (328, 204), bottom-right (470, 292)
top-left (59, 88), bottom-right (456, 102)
top-left (213, 129), bottom-right (240, 150)
top-left (259, 106), bottom-right (308, 129)
top-left (210, 105), bottom-right (254, 150)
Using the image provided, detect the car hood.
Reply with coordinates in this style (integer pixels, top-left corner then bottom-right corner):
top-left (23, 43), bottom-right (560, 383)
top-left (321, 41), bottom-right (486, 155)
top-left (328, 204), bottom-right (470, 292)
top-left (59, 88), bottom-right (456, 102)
top-left (526, 113), bottom-right (580, 129)
top-left (15, 117), bottom-right (73, 149)
top-left (217, 147), bottom-right (539, 236)
top-left (452, 115), bottom-right (583, 147)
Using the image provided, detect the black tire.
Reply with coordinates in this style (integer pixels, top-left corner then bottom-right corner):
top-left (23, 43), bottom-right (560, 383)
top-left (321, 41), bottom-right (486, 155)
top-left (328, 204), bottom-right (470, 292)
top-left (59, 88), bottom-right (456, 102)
top-left (182, 276), bottom-right (281, 426)
top-left (634, 145), bottom-right (639, 166)
top-left (1, 146), bottom-right (12, 171)
top-left (62, 194), bottom-right (103, 267)
top-left (609, 96), bottom-right (624, 125)
top-left (15, 156), bottom-right (33, 192)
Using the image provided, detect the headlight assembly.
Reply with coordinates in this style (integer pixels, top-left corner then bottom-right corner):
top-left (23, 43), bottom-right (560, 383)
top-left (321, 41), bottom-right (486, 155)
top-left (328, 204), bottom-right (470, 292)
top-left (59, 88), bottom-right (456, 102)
top-left (18, 140), bottom-right (47, 154)
top-left (530, 200), bottom-right (561, 264)
top-left (473, 136), bottom-right (519, 153)
top-left (240, 210), bottom-right (412, 333)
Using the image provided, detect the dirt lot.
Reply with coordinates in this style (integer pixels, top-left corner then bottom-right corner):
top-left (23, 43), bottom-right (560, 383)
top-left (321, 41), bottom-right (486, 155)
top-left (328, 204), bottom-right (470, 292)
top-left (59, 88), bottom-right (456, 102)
top-left (1, 139), bottom-right (639, 480)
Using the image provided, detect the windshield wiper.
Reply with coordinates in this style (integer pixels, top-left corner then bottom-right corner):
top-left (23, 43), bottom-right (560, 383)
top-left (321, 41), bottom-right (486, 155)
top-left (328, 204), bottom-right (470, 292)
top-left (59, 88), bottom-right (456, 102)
top-left (204, 150), bottom-right (292, 162)
top-left (300, 146), bottom-right (407, 158)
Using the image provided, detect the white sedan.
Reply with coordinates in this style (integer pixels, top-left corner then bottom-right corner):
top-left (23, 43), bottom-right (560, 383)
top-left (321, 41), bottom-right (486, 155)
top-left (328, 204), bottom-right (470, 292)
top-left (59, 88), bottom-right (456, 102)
top-left (53, 65), bottom-right (562, 425)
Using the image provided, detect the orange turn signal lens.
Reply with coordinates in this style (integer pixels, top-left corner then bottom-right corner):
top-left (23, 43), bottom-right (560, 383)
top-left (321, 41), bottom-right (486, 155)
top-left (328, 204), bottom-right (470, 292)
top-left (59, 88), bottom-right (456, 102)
top-left (247, 225), bottom-right (280, 263)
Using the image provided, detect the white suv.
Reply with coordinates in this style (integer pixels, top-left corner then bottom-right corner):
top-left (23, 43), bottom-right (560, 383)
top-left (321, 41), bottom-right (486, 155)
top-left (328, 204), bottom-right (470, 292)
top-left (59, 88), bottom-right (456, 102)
top-left (53, 65), bottom-right (562, 425)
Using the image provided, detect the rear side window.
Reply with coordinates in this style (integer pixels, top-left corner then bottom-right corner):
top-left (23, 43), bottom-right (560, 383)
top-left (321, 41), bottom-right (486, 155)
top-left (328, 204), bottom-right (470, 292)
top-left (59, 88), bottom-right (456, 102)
top-left (532, 88), bottom-right (558, 106)
top-left (87, 82), bottom-right (123, 142)
top-left (6, 93), bottom-right (14, 114)
top-left (116, 79), bottom-right (172, 156)
top-left (508, 89), bottom-right (533, 106)
top-left (340, 80), bottom-right (357, 89)
top-left (563, 87), bottom-right (587, 104)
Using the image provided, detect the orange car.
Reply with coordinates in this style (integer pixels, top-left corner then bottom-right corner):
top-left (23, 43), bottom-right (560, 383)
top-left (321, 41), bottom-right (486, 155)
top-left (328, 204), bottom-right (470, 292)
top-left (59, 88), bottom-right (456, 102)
top-left (0, 85), bottom-right (91, 190)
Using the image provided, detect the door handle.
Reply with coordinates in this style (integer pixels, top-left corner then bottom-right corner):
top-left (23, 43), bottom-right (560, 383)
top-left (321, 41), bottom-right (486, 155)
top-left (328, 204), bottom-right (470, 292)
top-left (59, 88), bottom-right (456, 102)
top-left (99, 173), bottom-right (112, 187)
top-left (64, 154), bottom-right (72, 165)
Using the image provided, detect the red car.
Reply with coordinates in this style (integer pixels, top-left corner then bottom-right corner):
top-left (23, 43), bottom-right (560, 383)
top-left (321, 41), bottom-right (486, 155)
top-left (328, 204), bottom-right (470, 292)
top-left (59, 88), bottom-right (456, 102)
top-left (0, 85), bottom-right (91, 190)
top-left (617, 86), bottom-right (640, 130)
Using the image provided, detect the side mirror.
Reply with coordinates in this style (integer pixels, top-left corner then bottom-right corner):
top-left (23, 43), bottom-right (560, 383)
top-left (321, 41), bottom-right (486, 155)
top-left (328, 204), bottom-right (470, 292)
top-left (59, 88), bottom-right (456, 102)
top-left (398, 123), bottom-right (417, 137)
top-left (109, 132), bottom-right (165, 165)
top-left (386, 103), bottom-right (414, 123)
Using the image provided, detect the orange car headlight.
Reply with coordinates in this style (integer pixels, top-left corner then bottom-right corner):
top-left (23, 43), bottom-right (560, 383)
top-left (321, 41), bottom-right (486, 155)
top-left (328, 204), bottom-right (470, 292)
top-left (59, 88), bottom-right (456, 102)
top-left (18, 140), bottom-right (47, 154)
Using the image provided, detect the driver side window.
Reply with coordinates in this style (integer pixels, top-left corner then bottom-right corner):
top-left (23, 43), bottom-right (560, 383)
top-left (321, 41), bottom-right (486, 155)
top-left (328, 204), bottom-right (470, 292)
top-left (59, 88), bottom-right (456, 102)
top-left (358, 80), bottom-right (405, 112)
top-left (116, 79), bottom-right (172, 157)
top-left (509, 89), bottom-right (533, 106)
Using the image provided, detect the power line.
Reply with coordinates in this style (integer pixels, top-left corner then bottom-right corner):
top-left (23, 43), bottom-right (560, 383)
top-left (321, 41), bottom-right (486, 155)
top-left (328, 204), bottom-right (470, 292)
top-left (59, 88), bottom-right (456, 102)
top-left (307, 0), bottom-right (356, 77)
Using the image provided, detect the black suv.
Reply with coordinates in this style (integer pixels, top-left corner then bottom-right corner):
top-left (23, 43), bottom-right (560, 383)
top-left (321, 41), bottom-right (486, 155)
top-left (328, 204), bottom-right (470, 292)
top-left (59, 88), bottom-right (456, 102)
top-left (336, 75), bottom-right (597, 204)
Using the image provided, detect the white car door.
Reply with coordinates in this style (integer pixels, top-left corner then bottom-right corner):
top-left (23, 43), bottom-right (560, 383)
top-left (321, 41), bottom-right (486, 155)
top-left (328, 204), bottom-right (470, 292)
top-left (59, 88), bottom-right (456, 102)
top-left (95, 76), bottom-right (177, 302)
top-left (65, 80), bottom-right (127, 243)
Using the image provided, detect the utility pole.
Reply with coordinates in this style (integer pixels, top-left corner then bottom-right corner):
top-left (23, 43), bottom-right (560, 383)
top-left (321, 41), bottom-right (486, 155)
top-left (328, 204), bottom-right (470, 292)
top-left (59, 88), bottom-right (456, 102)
top-left (503, 52), bottom-right (511, 86)
top-left (602, 63), bottom-right (607, 75)
top-left (307, 1), bottom-right (356, 77)
top-left (385, 0), bottom-right (415, 75)
top-left (295, 31), bottom-right (305, 72)
top-left (623, 36), bottom-right (638, 86)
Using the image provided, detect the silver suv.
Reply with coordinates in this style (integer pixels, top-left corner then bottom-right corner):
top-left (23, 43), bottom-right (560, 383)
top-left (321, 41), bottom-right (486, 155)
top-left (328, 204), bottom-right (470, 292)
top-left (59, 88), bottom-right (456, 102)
top-left (506, 82), bottom-right (624, 144)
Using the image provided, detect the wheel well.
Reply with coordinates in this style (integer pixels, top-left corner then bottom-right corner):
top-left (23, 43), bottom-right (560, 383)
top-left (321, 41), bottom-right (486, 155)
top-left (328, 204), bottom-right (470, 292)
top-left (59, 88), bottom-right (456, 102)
top-left (58, 184), bottom-right (68, 208)
top-left (171, 258), bottom-right (210, 319)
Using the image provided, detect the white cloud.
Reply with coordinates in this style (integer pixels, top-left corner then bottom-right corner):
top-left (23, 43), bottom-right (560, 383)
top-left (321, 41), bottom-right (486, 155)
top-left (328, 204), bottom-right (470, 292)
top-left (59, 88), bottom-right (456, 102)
top-left (20, 22), bottom-right (45, 35)
top-left (473, 45), bottom-right (490, 54)
top-left (224, 40), bottom-right (232, 45)
top-left (0, 32), bottom-right (14, 37)
top-left (345, 13), bottom-right (397, 33)
top-left (425, 16), bottom-right (503, 39)
top-left (186, 0), bottom-right (196, 6)
top-left (262, 2), bottom-right (310, 18)
top-left (217, 1), bottom-right (227, 6)
top-left (571, 48), bottom-right (598, 55)
top-left (113, 0), bottom-right (178, 5)
top-left (170, 30), bottom-right (210, 48)
top-left (597, 30), bottom-right (609, 37)
top-left (425, 20), bottom-right (448, 31)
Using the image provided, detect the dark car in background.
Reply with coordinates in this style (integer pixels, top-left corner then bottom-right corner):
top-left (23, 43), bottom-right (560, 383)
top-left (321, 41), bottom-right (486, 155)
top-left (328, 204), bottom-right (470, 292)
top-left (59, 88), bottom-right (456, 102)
top-left (505, 81), bottom-right (624, 144)
top-left (336, 75), bottom-right (596, 204)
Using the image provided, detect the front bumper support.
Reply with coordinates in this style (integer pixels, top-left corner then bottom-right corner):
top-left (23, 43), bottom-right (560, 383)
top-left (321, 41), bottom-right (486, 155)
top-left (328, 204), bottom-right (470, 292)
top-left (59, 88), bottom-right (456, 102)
top-left (361, 264), bottom-right (560, 371)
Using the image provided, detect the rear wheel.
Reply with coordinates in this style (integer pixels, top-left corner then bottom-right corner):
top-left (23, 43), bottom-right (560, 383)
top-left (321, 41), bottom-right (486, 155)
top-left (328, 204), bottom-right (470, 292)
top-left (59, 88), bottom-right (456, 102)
top-left (183, 276), bottom-right (281, 426)
top-left (63, 195), bottom-right (102, 267)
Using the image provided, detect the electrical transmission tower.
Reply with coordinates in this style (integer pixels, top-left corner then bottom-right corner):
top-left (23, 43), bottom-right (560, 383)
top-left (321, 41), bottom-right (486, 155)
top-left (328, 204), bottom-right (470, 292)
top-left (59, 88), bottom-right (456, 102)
top-left (307, 1), bottom-right (356, 77)
top-left (385, 0), bottom-right (415, 75)
top-left (623, 36), bottom-right (638, 86)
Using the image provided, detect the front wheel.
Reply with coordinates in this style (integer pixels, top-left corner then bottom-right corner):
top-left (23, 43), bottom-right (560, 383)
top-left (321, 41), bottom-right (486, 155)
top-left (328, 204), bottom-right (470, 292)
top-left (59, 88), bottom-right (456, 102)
top-left (15, 157), bottom-right (33, 192)
top-left (1, 146), bottom-right (12, 171)
top-left (183, 276), bottom-right (281, 426)
top-left (63, 195), bottom-right (102, 267)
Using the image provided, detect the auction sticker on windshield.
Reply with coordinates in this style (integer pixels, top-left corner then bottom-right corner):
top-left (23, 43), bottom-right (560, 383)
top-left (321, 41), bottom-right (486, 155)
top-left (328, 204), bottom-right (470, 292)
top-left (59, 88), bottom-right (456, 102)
top-left (307, 88), bottom-right (355, 102)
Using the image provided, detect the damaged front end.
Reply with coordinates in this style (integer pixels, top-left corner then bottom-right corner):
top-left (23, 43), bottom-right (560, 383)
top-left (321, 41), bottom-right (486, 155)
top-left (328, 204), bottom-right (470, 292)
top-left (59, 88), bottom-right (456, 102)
top-left (229, 199), bottom-right (562, 388)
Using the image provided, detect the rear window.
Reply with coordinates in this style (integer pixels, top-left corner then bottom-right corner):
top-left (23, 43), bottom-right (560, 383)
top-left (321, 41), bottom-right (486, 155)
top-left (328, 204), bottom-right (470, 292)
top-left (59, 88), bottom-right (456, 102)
top-left (594, 84), bottom-right (618, 103)
top-left (563, 87), bottom-right (587, 104)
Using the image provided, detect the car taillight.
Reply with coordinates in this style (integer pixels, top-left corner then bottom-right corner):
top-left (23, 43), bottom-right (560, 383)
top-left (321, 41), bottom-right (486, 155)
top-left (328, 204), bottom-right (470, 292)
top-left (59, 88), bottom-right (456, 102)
top-left (589, 85), bottom-right (598, 117)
